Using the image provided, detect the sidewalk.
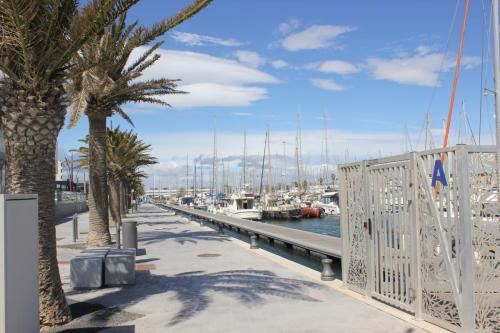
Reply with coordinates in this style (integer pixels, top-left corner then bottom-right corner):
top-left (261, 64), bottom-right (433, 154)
top-left (51, 204), bottom-right (426, 333)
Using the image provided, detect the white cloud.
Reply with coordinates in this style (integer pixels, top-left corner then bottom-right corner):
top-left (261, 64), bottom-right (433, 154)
top-left (233, 50), bottom-right (266, 68)
top-left (415, 45), bottom-right (431, 56)
top-left (310, 78), bottom-right (347, 91)
top-left (276, 17), bottom-right (301, 35)
top-left (271, 59), bottom-right (288, 69)
top-left (165, 84), bottom-right (267, 107)
top-left (171, 31), bottom-right (242, 47)
top-left (307, 60), bottom-right (359, 74)
top-left (231, 112), bottom-right (254, 116)
top-left (128, 47), bottom-right (279, 108)
top-left (365, 49), bottom-right (480, 87)
top-left (141, 128), bottom-right (443, 174)
top-left (281, 25), bottom-right (354, 51)
top-left (232, 50), bottom-right (288, 70)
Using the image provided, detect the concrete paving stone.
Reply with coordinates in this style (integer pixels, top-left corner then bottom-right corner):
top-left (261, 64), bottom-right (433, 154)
top-left (56, 204), bottom-right (428, 333)
top-left (70, 256), bottom-right (104, 289)
top-left (105, 249), bottom-right (136, 286)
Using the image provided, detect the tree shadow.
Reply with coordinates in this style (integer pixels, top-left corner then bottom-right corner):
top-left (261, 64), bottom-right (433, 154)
top-left (138, 230), bottom-right (230, 246)
top-left (134, 213), bottom-right (175, 218)
top-left (84, 269), bottom-right (322, 326)
top-left (142, 221), bottom-right (188, 227)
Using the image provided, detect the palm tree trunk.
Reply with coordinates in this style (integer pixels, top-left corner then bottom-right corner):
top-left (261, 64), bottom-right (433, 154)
top-left (87, 113), bottom-right (111, 246)
top-left (0, 88), bottom-right (71, 326)
top-left (120, 181), bottom-right (127, 215)
top-left (109, 178), bottom-right (121, 248)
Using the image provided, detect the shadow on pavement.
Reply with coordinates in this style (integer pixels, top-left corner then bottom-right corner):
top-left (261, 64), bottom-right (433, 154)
top-left (138, 230), bottom-right (230, 246)
top-left (55, 326), bottom-right (134, 333)
top-left (82, 269), bottom-right (322, 326)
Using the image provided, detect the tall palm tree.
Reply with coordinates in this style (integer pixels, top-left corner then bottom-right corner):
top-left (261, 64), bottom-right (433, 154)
top-left (74, 127), bottom-right (157, 246)
top-left (0, 0), bottom-right (140, 326)
top-left (69, 0), bottom-right (212, 246)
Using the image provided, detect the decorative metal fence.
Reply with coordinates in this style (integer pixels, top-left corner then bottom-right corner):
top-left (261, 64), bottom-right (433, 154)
top-left (339, 145), bottom-right (499, 333)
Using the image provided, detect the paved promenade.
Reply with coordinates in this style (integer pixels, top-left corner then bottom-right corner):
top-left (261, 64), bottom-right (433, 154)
top-left (52, 204), bottom-right (428, 333)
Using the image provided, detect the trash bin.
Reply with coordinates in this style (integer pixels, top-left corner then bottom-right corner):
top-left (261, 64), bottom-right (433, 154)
top-left (122, 220), bottom-right (138, 249)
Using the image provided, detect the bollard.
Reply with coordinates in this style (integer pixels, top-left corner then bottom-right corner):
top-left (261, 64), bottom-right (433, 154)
top-left (116, 222), bottom-right (121, 249)
top-left (250, 234), bottom-right (258, 249)
top-left (123, 220), bottom-right (138, 249)
top-left (321, 258), bottom-right (335, 281)
top-left (218, 224), bottom-right (224, 235)
top-left (72, 213), bottom-right (78, 242)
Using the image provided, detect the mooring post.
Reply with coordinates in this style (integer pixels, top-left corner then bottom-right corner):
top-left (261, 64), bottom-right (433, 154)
top-left (321, 258), bottom-right (335, 281)
top-left (269, 238), bottom-right (274, 246)
top-left (250, 233), bottom-right (258, 249)
top-left (218, 224), bottom-right (224, 235)
top-left (72, 213), bottom-right (78, 242)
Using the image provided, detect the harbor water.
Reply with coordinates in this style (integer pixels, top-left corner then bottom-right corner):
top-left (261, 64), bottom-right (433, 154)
top-left (262, 215), bottom-right (341, 238)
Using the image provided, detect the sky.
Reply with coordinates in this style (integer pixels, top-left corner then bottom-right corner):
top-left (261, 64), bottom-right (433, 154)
top-left (59, 0), bottom-right (498, 187)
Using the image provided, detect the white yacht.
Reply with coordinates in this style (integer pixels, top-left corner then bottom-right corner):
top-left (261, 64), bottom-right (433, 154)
top-left (178, 195), bottom-right (194, 207)
top-left (313, 191), bottom-right (340, 216)
top-left (223, 192), bottom-right (262, 220)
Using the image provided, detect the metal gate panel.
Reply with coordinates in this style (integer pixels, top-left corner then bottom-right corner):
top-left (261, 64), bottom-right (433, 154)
top-left (368, 161), bottom-right (414, 312)
top-left (339, 163), bottom-right (368, 294)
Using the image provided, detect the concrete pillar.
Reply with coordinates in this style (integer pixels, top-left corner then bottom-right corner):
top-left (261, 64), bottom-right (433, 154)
top-left (0, 194), bottom-right (39, 333)
top-left (321, 258), bottom-right (335, 281)
top-left (123, 220), bottom-right (138, 249)
top-left (250, 234), bottom-right (258, 249)
top-left (72, 213), bottom-right (78, 243)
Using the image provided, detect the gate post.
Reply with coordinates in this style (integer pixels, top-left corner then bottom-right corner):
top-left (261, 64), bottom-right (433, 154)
top-left (457, 146), bottom-right (475, 332)
top-left (409, 152), bottom-right (422, 320)
top-left (339, 166), bottom-right (349, 287)
top-left (362, 161), bottom-right (373, 298)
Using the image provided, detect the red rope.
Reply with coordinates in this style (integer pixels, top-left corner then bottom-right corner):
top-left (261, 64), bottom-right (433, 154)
top-left (436, 0), bottom-right (471, 191)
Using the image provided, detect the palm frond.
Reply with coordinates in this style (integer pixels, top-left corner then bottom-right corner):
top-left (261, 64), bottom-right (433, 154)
top-left (138, 0), bottom-right (212, 45)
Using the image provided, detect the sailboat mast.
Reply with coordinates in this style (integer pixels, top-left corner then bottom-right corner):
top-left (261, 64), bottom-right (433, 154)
top-left (425, 114), bottom-right (429, 150)
top-left (493, 0), bottom-right (500, 144)
top-left (152, 175), bottom-right (155, 200)
top-left (259, 131), bottom-right (267, 197)
top-left (282, 141), bottom-right (287, 191)
top-left (186, 154), bottom-right (189, 194)
top-left (322, 112), bottom-right (330, 184)
top-left (267, 127), bottom-right (273, 193)
top-left (296, 112), bottom-right (302, 193)
top-left (193, 162), bottom-right (197, 197)
top-left (211, 118), bottom-right (217, 195)
top-left (243, 130), bottom-right (247, 187)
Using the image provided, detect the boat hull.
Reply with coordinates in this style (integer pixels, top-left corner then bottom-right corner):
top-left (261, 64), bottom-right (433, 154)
top-left (314, 203), bottom-right (340, 216)
top-left (300, 207), bottom-right (322, 218)
top-left (226, 210), bottom-right (262, 221)
top-left (262, 208), bottom-right (302, 220)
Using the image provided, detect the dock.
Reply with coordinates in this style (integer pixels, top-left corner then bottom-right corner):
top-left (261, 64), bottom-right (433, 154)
top-left (160, 203), bottom-right (342, 259)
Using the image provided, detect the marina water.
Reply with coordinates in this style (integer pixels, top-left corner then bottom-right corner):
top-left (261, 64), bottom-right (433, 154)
top-left (262, 215), bottom-right (341, 238)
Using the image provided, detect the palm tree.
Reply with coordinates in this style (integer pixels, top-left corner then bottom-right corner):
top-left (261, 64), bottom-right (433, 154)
top-left (68, 0), bottom-right (212, 246)
top-left (74, 127), bottom-right (157, 246)
top-left (0, 0), bottom-right (140, 326)
top-left (108, 128), bottom-right (157, 243)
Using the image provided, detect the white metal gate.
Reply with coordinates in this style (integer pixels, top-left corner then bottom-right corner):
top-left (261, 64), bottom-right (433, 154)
top-left (340, 145), bottom-right (500, 333)
top-left (368, 160), bottom-right (415, 312)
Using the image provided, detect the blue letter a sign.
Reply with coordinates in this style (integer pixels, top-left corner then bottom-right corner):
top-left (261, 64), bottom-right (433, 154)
top-left (431, 159), bottom-right (448, 187)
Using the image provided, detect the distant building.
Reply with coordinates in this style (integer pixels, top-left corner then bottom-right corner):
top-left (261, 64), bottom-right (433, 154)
top-left (56, 160), bottom-right (63, 181)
